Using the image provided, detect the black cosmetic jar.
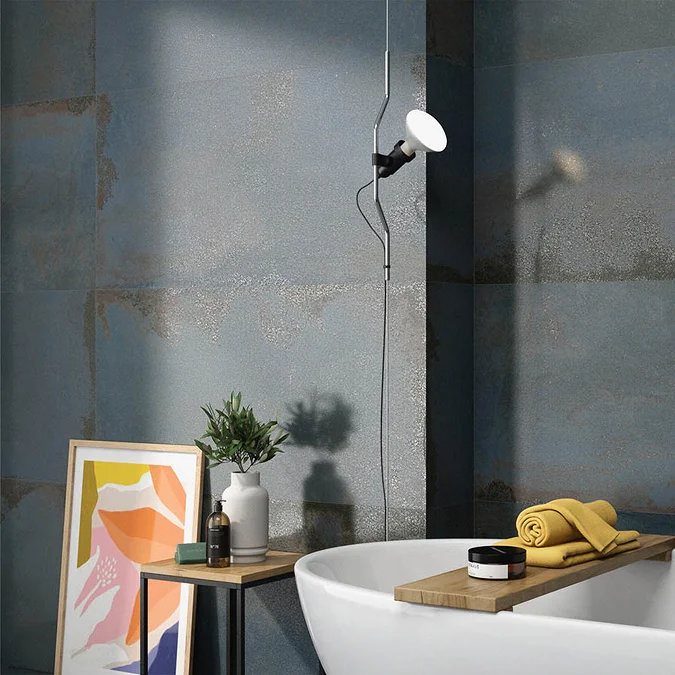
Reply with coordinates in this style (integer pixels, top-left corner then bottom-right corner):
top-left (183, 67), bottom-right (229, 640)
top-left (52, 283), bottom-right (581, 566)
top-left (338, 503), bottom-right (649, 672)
top-left (467, 545), bottom-right (527, 580)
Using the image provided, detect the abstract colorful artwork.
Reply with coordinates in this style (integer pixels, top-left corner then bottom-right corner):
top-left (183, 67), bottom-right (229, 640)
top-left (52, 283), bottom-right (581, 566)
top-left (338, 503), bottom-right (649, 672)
top-left (56, 441), bottom-right (204, 675)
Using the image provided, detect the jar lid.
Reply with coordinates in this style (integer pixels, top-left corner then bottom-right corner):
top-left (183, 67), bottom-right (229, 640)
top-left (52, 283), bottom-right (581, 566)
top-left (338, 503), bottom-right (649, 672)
top-left (468, 545), bottom-right (526, 564)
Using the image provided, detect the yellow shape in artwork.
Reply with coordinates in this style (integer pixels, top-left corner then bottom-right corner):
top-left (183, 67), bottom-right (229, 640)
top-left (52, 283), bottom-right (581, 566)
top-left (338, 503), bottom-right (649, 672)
top-left (94, 461), bottom-right (149, 488)
top-left (77, 461), bottom-right (99, 567)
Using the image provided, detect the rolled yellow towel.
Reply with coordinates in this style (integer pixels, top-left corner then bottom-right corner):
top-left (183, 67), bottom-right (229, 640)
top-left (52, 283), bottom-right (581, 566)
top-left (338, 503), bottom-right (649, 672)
top-left (516, 498), bottom-right (620, 553)
top-left (497, 531), bottom-right (640, 568)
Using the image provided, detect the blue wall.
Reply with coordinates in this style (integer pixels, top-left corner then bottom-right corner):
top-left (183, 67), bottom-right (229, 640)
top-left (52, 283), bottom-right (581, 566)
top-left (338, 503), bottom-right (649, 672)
top-left (471, 0), bottom-right (675, 536)
top-left (1, 1), bottom-right (426, 672)
top-left (426, 0), bottom-right (475, 537)
top-left (426, 0), bottom-right (674, 539)
top-left (3, 1), bottom-right (674, 672)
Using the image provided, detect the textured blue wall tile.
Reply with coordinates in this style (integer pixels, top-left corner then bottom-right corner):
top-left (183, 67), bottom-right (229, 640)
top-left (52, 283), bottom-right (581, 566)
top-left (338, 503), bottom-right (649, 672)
top-left (427, 0), bottom-right (473, 65)
top-left (1, 291), bottom-right (95, 482)
top-left (1, 1), bottom-right (95, 105)
top-left (475, 499), bottom-right (522, 539)
top-left (1, 479), bottom-right (65, 672)
top-left (472, 1), bottom-right (675, 539)
top-left (382, 280), bottom-right (426, 530)
top-left (475, 0), bottom-right (675, 68)
top-left (95, 57), bottom-right (425, 288)
top-left (427, 282), bottom-right (473, 536)
top-left (616, 510), bottom-right (675, 536)
top-left (473, 283), bottom-right (517, 502)
top-left (475, 281), bottom-right (675, 512)
top-left (1, 2), bottom-right (428, 672)
top-left (427, 57), bottom-right (473, 281)
top-left (1, 98), bottom-right (97, 292)
top-left (94, 281), bottom-right (425, 531)
top-left (95, 0), bottom-right (424, 94)
top-left (192, 580), bottom-right (320, 675)
top-left (244, 579), bottom-right (320, 674)
top-left (267, 499), bottom-right (413, 552)
top-left (475, 47), bottom-right (675, 283)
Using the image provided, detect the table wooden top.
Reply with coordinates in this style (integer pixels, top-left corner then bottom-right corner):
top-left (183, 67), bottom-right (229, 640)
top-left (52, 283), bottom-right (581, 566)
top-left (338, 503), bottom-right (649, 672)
top-left (394, 533), bottom-right (675, 613)
top-left (141, 550), bottom-right (304, 585)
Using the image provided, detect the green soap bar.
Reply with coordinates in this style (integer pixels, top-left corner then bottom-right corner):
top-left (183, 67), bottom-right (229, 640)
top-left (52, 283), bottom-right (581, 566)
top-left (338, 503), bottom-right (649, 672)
top-left (175, 542), bottom-right (207, 564)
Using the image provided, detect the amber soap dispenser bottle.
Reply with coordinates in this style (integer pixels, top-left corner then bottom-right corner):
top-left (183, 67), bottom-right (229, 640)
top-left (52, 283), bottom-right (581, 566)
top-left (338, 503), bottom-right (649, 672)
top-left (206, 499), bottom-right (230, 567)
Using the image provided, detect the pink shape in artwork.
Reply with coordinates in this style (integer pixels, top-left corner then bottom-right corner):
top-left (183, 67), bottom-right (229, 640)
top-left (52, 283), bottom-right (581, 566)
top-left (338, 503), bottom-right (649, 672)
top-left (74, 525), bottom-right (140, 648)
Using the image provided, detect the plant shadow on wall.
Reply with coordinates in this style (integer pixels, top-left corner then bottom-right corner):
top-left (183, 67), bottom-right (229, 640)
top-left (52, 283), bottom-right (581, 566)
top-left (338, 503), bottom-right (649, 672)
top-left (284, 390), bottom-right (355, 552)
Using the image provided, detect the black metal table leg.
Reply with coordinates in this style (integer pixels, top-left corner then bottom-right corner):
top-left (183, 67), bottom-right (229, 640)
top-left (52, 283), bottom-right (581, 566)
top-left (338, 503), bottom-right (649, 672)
top-left (227, 586), bottom-right (245, 675)
top-left (140, 573), bottom-right (148, 675)
top-left (140, 558), bottom-right (298, 674)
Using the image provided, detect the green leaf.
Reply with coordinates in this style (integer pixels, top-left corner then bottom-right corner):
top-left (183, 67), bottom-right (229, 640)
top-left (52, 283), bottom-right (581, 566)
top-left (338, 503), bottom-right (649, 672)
top-left (195, 392), bottom-right (289, 471)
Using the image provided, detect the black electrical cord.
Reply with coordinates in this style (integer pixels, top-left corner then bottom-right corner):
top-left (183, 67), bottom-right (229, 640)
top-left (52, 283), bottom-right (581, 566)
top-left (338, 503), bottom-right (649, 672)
top-left (356, 179), bottom-right (388, 540)
top-left (356, 180), bottom-right (383, 248)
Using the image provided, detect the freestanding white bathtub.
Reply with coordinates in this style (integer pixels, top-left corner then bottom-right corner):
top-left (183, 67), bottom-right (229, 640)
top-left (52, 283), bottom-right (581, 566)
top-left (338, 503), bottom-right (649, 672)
top-left (295, 538), bottom-right (675, 675)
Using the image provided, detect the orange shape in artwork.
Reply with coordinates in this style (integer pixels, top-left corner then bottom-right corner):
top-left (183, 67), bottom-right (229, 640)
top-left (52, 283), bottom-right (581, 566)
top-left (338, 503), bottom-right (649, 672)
top-left (125, 580), bottom-right (181, 645)
top-left (149, 465), bottom-right (186, 525)
top-left (99, 507), bottom-right (183, 564)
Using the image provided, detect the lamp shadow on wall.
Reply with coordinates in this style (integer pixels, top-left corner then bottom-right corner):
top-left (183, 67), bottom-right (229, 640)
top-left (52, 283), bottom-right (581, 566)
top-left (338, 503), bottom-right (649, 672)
top-left (519, 149), bottom-right (586, 202)
top-left (284, 390), bottom-right (355, 551)
top-left (519, 149), bottom-right (587, 284)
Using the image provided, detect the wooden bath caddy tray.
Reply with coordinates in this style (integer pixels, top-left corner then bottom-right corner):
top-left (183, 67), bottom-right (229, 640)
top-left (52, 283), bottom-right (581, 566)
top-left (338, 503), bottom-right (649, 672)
top-left (394, 534), bottom-right (675, 613)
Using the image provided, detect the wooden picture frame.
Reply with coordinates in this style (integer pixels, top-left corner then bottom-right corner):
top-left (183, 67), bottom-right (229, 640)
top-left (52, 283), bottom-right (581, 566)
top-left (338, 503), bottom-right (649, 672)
top-left (55, 440), bottom-right (204, 675)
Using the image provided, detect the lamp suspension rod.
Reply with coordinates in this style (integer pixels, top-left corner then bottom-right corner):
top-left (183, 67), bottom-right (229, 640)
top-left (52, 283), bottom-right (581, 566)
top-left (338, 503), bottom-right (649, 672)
top-left (372, 0), bottom-right (391, 544)
top-left (373, 0), bottom-right (390, 282)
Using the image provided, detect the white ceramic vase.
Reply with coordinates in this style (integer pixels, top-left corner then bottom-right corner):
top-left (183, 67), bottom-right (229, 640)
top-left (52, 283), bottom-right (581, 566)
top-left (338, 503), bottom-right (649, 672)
top-left (222, 471), bottom-right (269, 563)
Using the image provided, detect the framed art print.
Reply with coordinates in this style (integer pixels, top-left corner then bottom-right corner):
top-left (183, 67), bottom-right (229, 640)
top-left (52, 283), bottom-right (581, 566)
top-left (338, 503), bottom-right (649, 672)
top-left (55, 440), bottom-right (204, 675)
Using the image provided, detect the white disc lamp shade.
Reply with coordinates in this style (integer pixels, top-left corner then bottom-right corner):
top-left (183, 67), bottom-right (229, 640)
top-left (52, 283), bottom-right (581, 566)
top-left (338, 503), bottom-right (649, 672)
top-left (400, 109), bottom-right (447, 156)
top-left (376, 109), bottom-right (447, 177)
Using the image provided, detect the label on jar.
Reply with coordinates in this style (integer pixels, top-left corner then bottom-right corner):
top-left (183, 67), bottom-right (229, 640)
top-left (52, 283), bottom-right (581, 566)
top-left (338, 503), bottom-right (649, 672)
top-left (468, 561), bottom-right (509, 579)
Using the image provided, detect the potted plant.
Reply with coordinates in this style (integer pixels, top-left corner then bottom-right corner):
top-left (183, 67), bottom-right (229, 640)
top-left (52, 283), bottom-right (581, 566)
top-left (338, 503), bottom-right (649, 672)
top-left (195, 392), bottom-right (288, 472)
top-left (195, 392), bottom-right (288, 563)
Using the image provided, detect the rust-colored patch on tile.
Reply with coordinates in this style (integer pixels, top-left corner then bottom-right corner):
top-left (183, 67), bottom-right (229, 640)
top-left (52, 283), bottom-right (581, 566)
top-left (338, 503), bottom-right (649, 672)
top-left (4, 96), bottom-right (94, 120)
top-left (67, 96), bottom-right (95, 117)
top-left (593, 483), bottom-right (673, 514)
top-left (0, 478), bottom-right (36, 522)
top-left (97, 289), bottom-right (178, 340)
top-left (82, 291), bottom-right (96, 437)
top-left (97, 156), bottom-right (119, 209)
top-left (475, 479), bottom-right (516, 502)
top-left (0, 479), bottom-right (63, 523)
top-left (96, 94), bottom-right (118, 209)
top-left (493, 478), bottom-right (674, 514)
top-left (302, 501), bottom-right (356, 552)
top-left (96, 291), bottom-right (112, 338)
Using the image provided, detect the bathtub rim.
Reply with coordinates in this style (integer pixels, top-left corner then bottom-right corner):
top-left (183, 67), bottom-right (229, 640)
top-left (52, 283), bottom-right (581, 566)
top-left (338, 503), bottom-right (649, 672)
top-left (294, 537), bottom-right (675, 634)
top-left (294, 537), bottom-right (496, 605)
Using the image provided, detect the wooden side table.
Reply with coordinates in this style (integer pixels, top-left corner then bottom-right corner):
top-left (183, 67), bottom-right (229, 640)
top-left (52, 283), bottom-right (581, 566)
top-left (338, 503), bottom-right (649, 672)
top-left (140, 550), bottom-right (304, 675)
